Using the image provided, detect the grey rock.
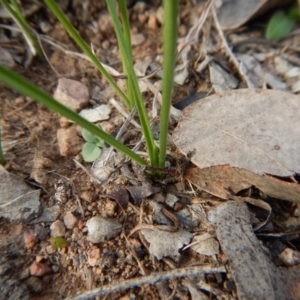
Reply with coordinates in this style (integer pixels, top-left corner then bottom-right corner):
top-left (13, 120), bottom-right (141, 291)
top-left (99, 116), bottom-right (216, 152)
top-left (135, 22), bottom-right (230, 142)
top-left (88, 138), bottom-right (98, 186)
top-left (86, 216), bottom-right (122, 243)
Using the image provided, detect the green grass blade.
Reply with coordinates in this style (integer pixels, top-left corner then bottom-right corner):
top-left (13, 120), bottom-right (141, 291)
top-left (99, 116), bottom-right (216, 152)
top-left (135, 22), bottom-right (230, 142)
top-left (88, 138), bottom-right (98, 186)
top-left (119, 0), bottom-right (134, 109)
top-left (0, 73), bottom-right (5, 166)
top-left (106, 0), bottom-right (158, 166)
top-left (44, 0), bottom-right (131, 109)
top-left (0, 64), bottom-right (147, 166)
top-left (0, 119), bottom-right (5, 166)
top-left (118, 0), bottom-right (132, 56)
top-left (0, 0), bottom-right (42, 57)
top-left (159, 1), bottom-right (179, 167)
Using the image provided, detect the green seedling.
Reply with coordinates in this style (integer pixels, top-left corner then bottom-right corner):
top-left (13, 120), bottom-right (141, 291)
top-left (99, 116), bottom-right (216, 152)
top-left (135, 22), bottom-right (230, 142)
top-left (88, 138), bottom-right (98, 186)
top-left (50, 237), bottom-right (68, 249)
top-left (81, 129), bottom-right (105, 162)
top-left (266, 2), bottom-right (300, 40)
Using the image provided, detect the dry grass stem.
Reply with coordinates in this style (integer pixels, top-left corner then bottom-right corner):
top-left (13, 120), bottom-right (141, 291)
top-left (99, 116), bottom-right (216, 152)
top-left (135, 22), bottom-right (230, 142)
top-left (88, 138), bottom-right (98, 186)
top-left (69, 265), bottom-right (226, 300)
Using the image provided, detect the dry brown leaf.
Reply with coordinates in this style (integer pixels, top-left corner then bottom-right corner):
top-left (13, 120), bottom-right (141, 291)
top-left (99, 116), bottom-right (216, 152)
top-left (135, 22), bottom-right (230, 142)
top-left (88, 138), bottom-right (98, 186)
top-left (141, 228), bottom-right (192, 260)
top-left (185, 165), bottom-right (300, 203)
top-left (174, 89), bottom-right (300, 177)
top-left (217, 0), bottom-right (293, 30)
top-left (208, 201), bottom-right (300, 300)
top-left (102, 185), bottom-right (129, 210)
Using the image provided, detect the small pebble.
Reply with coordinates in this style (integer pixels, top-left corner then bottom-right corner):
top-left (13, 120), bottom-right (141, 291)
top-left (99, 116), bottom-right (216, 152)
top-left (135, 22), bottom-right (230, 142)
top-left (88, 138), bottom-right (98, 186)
top-left (57, 126), bottom-right (82, 157)
top-left (15, 96), bottom-right (25, 107)
top-left (102, 40), bottom-right (110, 50)
top-left (64, 211), bottom-right (78, 229)
top-left (50, 220), bottom-right (66, 237)
top-left (86, 216), bottom-right (122, 243)
top-left (278, 248), bottom-right (300, 267)
top-left (29, 262), bottom-right (51, 277)
top-left (87, 248), bottom-right (101, 266)
top-left (23, 228), bottom-right (38, 249)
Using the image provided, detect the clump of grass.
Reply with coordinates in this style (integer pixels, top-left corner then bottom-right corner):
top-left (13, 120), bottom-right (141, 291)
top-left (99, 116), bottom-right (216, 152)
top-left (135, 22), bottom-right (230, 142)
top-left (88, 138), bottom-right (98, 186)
top-left (0, 0), bottom-right (179, 171)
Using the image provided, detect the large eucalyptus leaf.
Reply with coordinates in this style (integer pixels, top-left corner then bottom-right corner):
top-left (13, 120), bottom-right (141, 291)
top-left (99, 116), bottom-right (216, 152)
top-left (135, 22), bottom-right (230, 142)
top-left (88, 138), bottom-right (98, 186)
top-left (173, 89), bottom-right (300, 177)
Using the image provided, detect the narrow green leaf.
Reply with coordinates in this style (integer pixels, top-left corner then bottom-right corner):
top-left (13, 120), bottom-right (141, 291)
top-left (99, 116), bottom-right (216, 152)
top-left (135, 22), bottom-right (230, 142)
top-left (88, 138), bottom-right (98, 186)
top-left (82, 129), bottom-right (97, 143)
top-left (0, 92), bottom-right (5, 165)
top-left (266, 10), bottom-right (296, 40)
top-left (106, 0), bottom-right (158, 166)
top-left (159, 1), bottom-right (179, 167)
top-left (82, 142), bottom-right (102, 162)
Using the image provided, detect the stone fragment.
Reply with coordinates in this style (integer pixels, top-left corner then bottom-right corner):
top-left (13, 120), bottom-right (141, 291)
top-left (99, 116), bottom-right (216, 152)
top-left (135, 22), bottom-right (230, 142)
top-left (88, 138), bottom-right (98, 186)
top-left (86, 216), bottom-right (122, 243)
top-left (64, 211), bottom-right (78, 229)
top-left (23, 228), bottom-right (38, 249)
top-left (87, 248), bottom-right (101, 266)
top-left (54, 78), bottom-right (89, 111)
top-left (57, 126), bottom-right (82, 157)
top-left (278, 248), bottom-right (300, 267)
top-left (29, 262), bottom-right (51, 277)
top-left (50, 220), bottom-right (66, 237)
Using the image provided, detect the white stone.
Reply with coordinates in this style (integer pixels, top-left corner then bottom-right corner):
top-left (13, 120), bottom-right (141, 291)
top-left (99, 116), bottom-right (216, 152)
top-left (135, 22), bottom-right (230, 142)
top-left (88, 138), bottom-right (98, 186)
top-left (64, 211), bottom-right (78, 229)
top-left (86, 216), bottom-right (122, 243)
top-left (79, 105), bottom-right (111, 122)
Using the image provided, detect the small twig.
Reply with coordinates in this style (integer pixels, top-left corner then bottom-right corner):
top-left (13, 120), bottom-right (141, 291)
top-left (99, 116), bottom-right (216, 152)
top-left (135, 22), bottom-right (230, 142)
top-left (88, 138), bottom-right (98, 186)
top-left (73, 159), bottom-right (102, 185)
top-left (104, 101), bottom-right (139, 163)
top-left (123, 232), bottom-right (148, 276)
top-left (129, 224), bottom-right (178, 237)
top-left (69, 265), bottom-right (226, 300)
top-left (177, 0), bottom-right (214, 61)
top-left (109, 98), bottom-right (140, 129)
top-left (212, 7), bottom-right (253, 88)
